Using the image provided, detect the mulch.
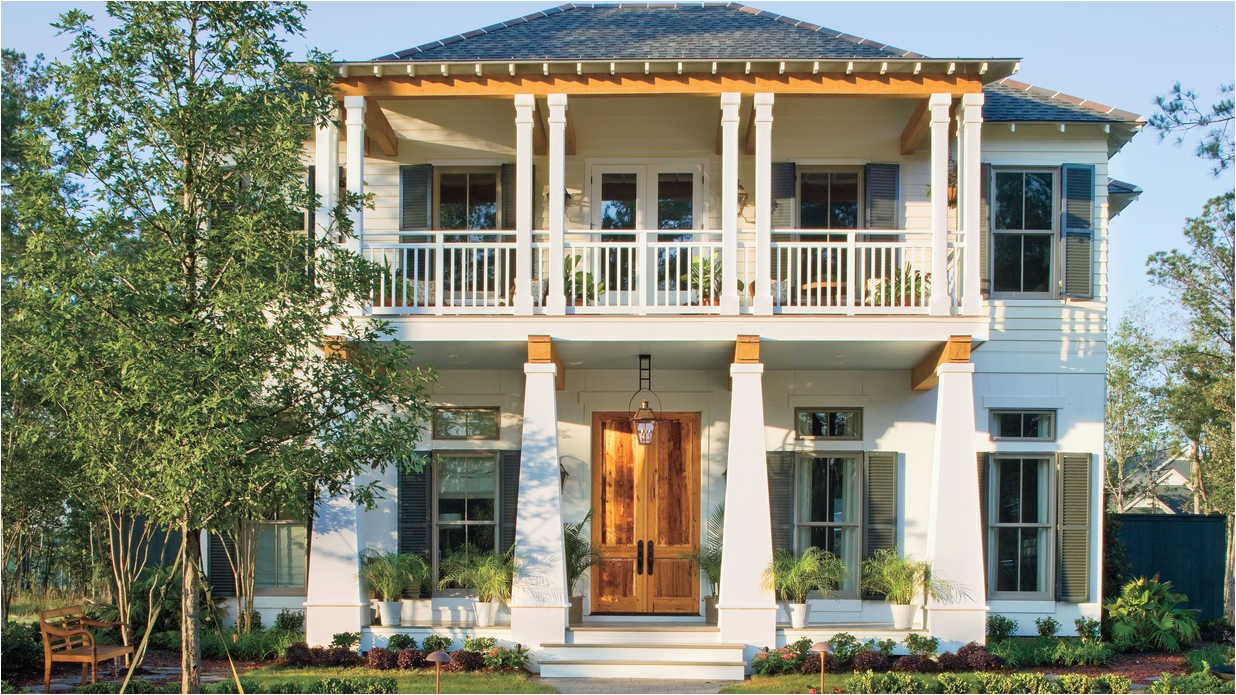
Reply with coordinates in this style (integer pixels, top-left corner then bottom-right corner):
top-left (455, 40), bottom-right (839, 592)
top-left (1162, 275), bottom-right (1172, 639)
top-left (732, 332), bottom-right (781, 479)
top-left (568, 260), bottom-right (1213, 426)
top-left (1025, 652), bottom-right (1190, 687)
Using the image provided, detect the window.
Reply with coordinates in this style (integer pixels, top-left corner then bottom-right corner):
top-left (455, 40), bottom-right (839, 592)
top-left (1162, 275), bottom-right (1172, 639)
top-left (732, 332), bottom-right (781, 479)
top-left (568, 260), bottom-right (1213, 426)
top-left (988, 457), bottom-right (1053, 597)
top-left (795, 455), bottom-right (862, 594)
top-left (657, 172), bottom-right (694, 239)
top-left (993, 170), bottom-right (1055, 294)
top-left (433, 407), bottom-right (500, 440)
top-left (800, 171), bottom-right (860, 230)
top-left (435, 453), bottom-right (499, 566)
top-left (436, 169), bottom-right (499, 238)
top-left (991, 410), bottom-right (1056, 441)
top-left (795, 408), bottom-right (862, 440)
top-left (254, 521), bottom-right (307, 593)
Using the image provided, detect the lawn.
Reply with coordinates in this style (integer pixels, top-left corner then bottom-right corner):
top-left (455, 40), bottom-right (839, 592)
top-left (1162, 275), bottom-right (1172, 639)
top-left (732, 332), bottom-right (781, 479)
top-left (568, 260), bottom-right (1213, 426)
top-left (720, 673), bottom-right (934, 694)
top-left (241, 665), bottom-right (557, 694)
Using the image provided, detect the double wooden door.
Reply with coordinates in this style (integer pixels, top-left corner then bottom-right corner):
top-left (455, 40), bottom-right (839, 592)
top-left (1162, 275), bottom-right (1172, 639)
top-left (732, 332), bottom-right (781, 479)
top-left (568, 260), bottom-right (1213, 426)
top-left (591, 412), bottom-right (700, 614)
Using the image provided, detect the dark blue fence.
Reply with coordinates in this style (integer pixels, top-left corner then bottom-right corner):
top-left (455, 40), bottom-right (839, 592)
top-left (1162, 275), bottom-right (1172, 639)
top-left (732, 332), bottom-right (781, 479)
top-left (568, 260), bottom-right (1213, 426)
top-left (1114, 513), bottom-right (1229, 620)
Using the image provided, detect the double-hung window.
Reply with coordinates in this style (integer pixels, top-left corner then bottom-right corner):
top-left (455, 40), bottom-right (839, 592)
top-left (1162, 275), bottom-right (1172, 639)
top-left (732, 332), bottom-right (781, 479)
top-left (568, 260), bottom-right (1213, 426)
top-left (795, 454), bottom-right (862, 594)
top-left (988, 456), bottom-right (1053, 598)
top-left (436, 168), bottom-right (500, 239)
top-left (253, 521), bottom-right (308, 594)
top-left (800, 170), bottom-right (861, 231)
top-left (993, 170), bottom-right (1055, 295)
top-left (435, 453), bottom-right (499, 565)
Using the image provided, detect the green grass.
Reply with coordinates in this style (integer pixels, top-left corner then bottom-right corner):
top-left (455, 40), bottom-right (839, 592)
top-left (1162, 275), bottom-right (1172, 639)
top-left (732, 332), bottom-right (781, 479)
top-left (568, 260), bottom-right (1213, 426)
top-left (241, 665), bottom-right (557, 694)
top-left (719, 672), bottom-right (987, 694)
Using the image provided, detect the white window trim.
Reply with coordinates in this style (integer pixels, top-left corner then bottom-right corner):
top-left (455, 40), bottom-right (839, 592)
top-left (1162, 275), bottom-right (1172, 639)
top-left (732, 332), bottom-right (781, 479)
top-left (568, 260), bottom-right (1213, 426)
top-left (793, 451), bottom-right (864, 600)
top-left (987, 454), bottom-right (1055, 601)
top-left (990, 167), bottom-right (1058, 299)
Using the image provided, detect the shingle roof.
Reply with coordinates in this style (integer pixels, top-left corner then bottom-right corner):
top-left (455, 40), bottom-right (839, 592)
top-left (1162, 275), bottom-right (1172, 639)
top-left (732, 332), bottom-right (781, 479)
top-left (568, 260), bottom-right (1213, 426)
top-left (983, 78), bottom-right (1143, 123)
top-left (1107, 178), bottom-right (1142, 197)
top-left (376, 3), bottom-right (925, 62)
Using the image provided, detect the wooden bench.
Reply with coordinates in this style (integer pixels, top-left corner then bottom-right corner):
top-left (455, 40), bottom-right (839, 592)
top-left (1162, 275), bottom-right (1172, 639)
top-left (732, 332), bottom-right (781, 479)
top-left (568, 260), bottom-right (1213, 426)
top-left (38, 606), bottom-right (132, 693)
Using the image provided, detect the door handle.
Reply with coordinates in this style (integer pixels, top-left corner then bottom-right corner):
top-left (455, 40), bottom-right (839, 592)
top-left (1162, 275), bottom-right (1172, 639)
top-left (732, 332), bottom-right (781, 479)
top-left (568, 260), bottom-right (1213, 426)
top-left (636, 540), bottom-right (644, 575)
top-left (647, 541), bottom-right (654, 575)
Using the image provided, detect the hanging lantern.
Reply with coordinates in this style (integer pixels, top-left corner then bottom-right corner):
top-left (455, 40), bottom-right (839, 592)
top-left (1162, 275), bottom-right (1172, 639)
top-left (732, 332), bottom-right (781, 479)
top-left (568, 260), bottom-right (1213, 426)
top-left (628, 354), bottom-right (660, 446)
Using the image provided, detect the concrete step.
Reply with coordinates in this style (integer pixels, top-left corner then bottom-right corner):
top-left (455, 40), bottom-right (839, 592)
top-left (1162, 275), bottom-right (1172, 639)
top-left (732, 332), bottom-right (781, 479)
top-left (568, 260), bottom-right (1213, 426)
top-left (538, 659), bottom-right (746, 680)
top-left (566, 625), bottom-right (721, 645)
top-left (540, 642), bottom-right (745, 663)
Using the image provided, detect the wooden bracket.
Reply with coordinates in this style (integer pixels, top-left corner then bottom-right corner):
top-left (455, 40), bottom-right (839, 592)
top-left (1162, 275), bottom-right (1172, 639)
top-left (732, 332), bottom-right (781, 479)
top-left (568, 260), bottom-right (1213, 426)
top-left (527, 335), bottom-right (565, 390)
top-left (564, 106), bottom-right (576, 156)
top-left (532, 100), bottom-right (548, 156)
top-left (734, 335), bottom-right (761, 364)
top-left (743, 101), bottom-right (756, 155)
top-left (363, 98), bottom-right (398, 157)
top-left (910, 335), bottom-right (972, 391)
top-left (899, 99), bottom-right (930, 155)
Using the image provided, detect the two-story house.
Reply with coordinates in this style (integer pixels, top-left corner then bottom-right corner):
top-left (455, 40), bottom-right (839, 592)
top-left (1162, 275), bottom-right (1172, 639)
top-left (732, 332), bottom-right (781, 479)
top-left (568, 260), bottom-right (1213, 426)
top-left (204, 3), bottom-right (1143, 679)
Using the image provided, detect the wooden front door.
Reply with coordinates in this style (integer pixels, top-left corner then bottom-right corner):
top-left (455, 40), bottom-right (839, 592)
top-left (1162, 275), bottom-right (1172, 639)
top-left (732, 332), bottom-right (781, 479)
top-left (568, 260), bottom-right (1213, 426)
top-left (591, 412), bottom-right (700, 614)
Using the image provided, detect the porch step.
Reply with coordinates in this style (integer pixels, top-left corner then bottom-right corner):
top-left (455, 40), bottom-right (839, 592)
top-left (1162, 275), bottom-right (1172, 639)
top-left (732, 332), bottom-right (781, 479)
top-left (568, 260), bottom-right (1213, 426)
top-left (539, 660), bottom-right (746, 680)
top-left (566, 625), bottom-right (721, 645)
top-left (540, 642), bottom-right (744, 663)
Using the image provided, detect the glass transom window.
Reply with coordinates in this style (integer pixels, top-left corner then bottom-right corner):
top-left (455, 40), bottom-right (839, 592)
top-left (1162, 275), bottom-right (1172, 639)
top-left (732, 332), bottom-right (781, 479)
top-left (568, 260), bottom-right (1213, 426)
top-left (433, 407), bottom-right (500, 440)
top-left (993, 170), bottom-right (1054, 294)
top-left (436, 453), bottom-right (498, 563)
top-left (795, 455), bottom-right (861, 593)
top-left (991, 410), bottom-right (1056, 441)
top-left (990, 457), bottom-right (1052, 597)
top-left (795, 408), bottom-right (862, 440)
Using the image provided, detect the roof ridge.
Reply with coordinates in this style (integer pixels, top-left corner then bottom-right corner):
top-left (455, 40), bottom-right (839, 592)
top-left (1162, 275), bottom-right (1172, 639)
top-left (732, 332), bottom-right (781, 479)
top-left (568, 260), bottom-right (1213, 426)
top-left (990, 76), bottom-right (1143, 123)
top-left (726, 2), bottom-right (925, 59)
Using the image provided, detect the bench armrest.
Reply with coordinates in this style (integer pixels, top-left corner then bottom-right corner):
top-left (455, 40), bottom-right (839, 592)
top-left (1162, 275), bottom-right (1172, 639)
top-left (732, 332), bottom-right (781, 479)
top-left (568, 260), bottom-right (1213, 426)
top-left (81, 618), bottom-right (125, 629)
top-left (41, 623), bottom-right (90, 639)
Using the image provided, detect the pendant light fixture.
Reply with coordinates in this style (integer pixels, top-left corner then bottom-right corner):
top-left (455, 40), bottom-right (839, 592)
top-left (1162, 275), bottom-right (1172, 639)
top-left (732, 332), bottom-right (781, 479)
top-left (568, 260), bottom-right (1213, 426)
top-left (628, 354), bottom-right (660, 445)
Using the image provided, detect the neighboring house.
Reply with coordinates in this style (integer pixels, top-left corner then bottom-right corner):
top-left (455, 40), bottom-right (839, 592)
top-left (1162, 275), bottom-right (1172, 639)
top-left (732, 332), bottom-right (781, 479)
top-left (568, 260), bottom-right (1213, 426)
top-left (207, 3), bottom-right (1145, 677)
top-left (1119, 449), bottom-right (1197, 514)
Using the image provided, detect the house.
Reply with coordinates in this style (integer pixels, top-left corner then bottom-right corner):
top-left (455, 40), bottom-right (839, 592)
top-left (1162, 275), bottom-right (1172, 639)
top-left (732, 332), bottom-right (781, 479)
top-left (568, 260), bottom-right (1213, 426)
top-left (204, 2), bottom-right (1144, 678)
top-left (1117, 449), bottom-right (1197, 514)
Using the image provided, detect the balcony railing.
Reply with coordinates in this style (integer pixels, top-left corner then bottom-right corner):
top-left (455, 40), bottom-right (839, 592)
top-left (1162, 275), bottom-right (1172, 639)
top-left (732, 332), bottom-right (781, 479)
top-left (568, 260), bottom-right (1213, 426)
top-left (364, 228), bottom-right (949, 316)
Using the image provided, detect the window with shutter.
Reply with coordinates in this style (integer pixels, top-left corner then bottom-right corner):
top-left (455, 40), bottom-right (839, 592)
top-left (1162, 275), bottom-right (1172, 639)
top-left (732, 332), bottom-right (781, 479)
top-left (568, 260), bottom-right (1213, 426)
top-left (793, 454), bottom-right (862, 594)
top-left (979, 164), bottom-right (992, 296)
top-left (400, 164), bottom-right (433, 231)
top-left (397, 452), bottom-right (433, 560)
top-left (770, 162), bottom-right (797, 231)
top-left (207, 534), bottom-right (237, 598)
top-left (991, 169), bottom-right (1056, 296)
top-left (986, 455), bottom-right (1054, 600)
top-left (1056, 453), bottom-right (1092, 602)
top-left (977, 453), bottom-right (989, 596)
top-left (766, 452), bottom-right (795, 555)
top-left (499, 451), bottom-right (520, 554)
top-left (864, 451), bottom-right (897, 560)
top-left (864, 163), bottom-right (900, 229)
top-left (1061, 164), bottom-right (1095, 299)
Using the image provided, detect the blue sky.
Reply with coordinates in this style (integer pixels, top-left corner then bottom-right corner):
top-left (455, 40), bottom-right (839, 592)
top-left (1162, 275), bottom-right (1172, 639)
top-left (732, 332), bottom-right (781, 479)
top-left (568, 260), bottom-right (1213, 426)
top-left (2, 1), bottom-right (1233, 329)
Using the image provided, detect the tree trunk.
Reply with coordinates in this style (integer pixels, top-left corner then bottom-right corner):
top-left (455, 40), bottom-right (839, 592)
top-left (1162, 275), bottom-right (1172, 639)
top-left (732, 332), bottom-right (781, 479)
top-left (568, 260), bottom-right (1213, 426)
top-left (180, 523), bottom-right (201, 694)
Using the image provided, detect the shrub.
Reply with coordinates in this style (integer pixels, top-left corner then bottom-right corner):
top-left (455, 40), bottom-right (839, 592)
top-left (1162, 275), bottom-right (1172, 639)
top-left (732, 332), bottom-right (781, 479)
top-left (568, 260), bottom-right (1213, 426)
top-left (864, 638), bottom-right (898, 657)
top-left (201, 626), bottom-right (301, 661)
top-left (283, 642), bottom-right (314, 667)
top-left (987, 614), bottom-right (1018, 641)
top-left (329, 632), bottom-right (360, 650)
top-left (1, 621), bottom-right (43, 681)
top-left (891, 654), bottom-right (938, 673)
top-left (396, 648), bottom-right (426, 670)
top-left (385, 634), bottom-right (416, 651)
top-left (975, 672), bottom-right (1055, 694)
top-left (1053, 639), bottom-right (1113, 666)
top-left (74, 679), bottom-right (179, 694)
top-left (421, 634), bottom-right (453, 654)
top-left (903, 633), bottom-right (940, 657)
top-left (323, 646), bottom-right (362, 667)
top-left (828, 632), bottom-right (862, 665)
top-left (149, 629), bottom-right (181, 651)
top-left (751, 645), bottom-right (806, 676)
top-left (310, 677), bottom-right (397, 694)
top-left (844, 670), bottom-right (924, 694)
top-left (1199, 616), bottom-right (1234, 643)
top-left (483, 645), bottom-right (528, 671)
top-left (444, 649), bottom-right (483, 672)
top-left (1184, 643), bottom-right (1234, 672)
top-left (1105, 577), bottom-right (1200, 652)
top-left (0, 681), bottom-right (16, 695)
top-left (365, 647), bottom-right (397, 670)
top-left (1036, 616), bottom-right (1060, 638)
top-left (851, 650), bottom-right (890, 672)
top-left (936, 652), bottom-right (968, 672)
top-left (463, 636), bottom-right (497, 652)
top-left (274, 609), bottom-right (305, 633)
top-left (936, 673), bottom-right (969, 694)
top-left (1074, 617), bottom-right (1101, 641)
top-left (957, 641), bottom-right (1002, 671)
top-left (1147, 670), bottom-right (1228, 694)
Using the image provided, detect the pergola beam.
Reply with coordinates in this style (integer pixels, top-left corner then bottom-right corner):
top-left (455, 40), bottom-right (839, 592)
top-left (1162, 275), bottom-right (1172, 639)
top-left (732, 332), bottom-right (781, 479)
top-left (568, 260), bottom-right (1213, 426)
top-left (910, 335), bottom-right (972, 391)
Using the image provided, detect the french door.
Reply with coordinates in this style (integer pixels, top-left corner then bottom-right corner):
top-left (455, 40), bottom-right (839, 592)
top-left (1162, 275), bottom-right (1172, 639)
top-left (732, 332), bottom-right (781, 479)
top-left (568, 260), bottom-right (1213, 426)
top-left (591, 412), bottom-right (700, 614)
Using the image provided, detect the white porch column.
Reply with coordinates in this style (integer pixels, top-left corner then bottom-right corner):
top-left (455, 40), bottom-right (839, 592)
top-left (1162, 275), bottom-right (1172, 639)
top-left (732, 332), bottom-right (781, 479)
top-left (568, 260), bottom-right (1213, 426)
top-left (925, 359), bottom-right (987, 649)
top-left (718, 359), bottom-right (776, 662)
top-left (960, 93), bottom-right (985, 316)
top-left (514, 94), bottom-right (536, 315)
top-left (545, 94), bottom-right (568, 315)
top-left (510, 361), bottom-right (569, 652)
top-left (314, 118), bottom-right (339, 241)
top-left (752, 93), bottom-right (775, 316)
top-left (720, 92), bottom-right (742, 315)
top-left (928, 93), bottom-right (952, 316)
top-left (343, 96), bottom-right (366, 254)
top-left (305, 484), bottom-right (366, 646)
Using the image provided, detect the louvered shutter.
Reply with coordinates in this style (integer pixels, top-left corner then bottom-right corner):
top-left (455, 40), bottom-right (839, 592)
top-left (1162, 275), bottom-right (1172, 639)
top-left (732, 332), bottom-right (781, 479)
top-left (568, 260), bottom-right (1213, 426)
top-left (979, 164), bottom-right (992, 297)
top-left (864, 451), bottom-right (897, 557)
top-left (977, 453), bottom-right (990, 595)
top-left (864, 164), bottom-right (900, 229)
top-left (771, 162), bottom-right (797, 230)
top-left (207, 534), bottom-right (236, 598)
top-left (767, 452), bottom-right (795, 554)
top-left (400, 164), bottom-right (433, 231)
top-left (1061, 164), bottom-right (1095, 299)
top-left (1057, 453), bottom-right (1092, 602)
top-left (498, 450), bottom-right (520, 553)
top-left (500, 163), bottom-right (516, 231)
top-left (398, 452), bottom-right (433, 562)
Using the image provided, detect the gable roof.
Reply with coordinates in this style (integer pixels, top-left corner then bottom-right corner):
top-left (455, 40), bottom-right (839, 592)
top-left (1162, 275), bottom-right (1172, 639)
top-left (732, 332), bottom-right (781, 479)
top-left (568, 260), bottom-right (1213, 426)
top-left (377, 3), bottom-right (926, 62)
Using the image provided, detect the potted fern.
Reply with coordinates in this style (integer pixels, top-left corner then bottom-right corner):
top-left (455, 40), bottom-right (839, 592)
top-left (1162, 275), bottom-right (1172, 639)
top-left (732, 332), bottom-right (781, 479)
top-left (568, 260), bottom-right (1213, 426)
top-left (563, 255), bottom-right (605, 306)
top-left (682, 504), bottom-right (724, 624)
top-left (362, 551), bottom-right (409, 627)
top-left (763, 547), bottom-right (847, 629)
top-left (565, 513), bottom-right (602, 625)
top-left (398, 553), bottom-right (432, 626)
top-left (438, 548), bottom-right (515, 627)
top-left (860, 549), bottom-right (951, 630)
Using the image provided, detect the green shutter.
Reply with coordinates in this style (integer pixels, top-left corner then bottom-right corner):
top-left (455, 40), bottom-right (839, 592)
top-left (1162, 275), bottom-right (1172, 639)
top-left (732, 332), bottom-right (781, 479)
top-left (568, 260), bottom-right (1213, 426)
top-left (499, 450), bottom-right (520, 553)
top-left (977, 453), bottom-right (990, 596)
top-left (771, 162), bottom-right (797, 230)
top-left (1061, 164), bottom-right (1095, 299)
top-left (864, 164), bottom-right (900, 229)
top-left (1057, 453), bottom-right (1092, 603)
top-left (767, 452), bottom-right (795, 554)
top-left (979, 164), bottom-right (992, 297)
top-left (400, 164), bottom-right (433, 231)
top-left (864, 451), bottom-right (898, 557)
top-left (207, 533), bottom-right (236, 598)
top-left (398, 452), bottom-right (433, 561)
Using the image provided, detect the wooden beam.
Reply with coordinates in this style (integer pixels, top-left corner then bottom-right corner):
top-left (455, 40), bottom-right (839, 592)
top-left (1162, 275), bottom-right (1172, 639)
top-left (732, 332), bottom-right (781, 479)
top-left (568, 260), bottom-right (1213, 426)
top-left (734, 335), bottom-right (761, 364)
top-left (715, 109), bottom-right (723, 156)
top-left (899, 99), bottom-right (930, 155)
top-left (910, 335), bottom-right (972, 391)
top-left (532, 99), bottom-right (547, 156)
top-left (527, 335), bottom-right (564, 390)
top-left (363, 97), bottom-right (398, 157)
top-left (564, 105), bottom-right (576, 156)
top-left (332, 72), bottom-right (984, 99)
top-left (743, 101), bottom-right (756, 156)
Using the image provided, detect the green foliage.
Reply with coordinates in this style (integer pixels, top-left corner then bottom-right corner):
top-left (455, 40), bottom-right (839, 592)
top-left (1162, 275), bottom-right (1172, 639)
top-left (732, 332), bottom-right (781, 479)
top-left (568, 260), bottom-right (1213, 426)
top-left (1185, 643), bottom-right (1235, 672)
top-left (0, 621), bottom-right (42, 681)
top-left (275, 609), bottom-right (305, 634)
top-left (385, 634), bottom-right (416, 652)
top-left (763, 546), bottom-right (847, 604)
top-left (751, 642), bottom-right (810, 676)
top-left (1147, 669), bottom-right (1230, 694)
top-left (330, 632), bottom-right (360, 650)
top-left (1035, 616), bottom-right (1060, 638)
top-left (860, 549), bottom-right (950, 605)
top-left (827, 632), bottom-right (862, 665)
top-left (1105, 577), bottom-right (1200, 652)
top-left (463, 636), bottom-right (497, 652)
top-left (1052, 639), bottom-right (1114, 666)
top-left (1150, 82), bottom-right (1234, 175)
top-left (1074, 617), bottom-right (1101, 642)
top-left (975, 672), bottom-right (1057, 694)
top-left (200, 625), bottom-right (303, 661)
top-left (75, 679), bottom-right (180, 694)
top-left (844, 670), bottom-right (926, 694)
top-left (482, 645), bottom-right (529, 671)
top-left (988, 637), bottom-right (1112, 668)
top-left (421, 634), bottom-right (453, 654)
top-left (865, 638), bottom-right (898, 658)
top-left (563, 255), bottom-right (605, 303)
top-left (437, 548), bottom-right (515, 602)
top-left (362, 552), bottom-right (412, 601)
top-left (936, 673), bottom-right (969, 694)
top-left (903, 633), bottom-right (939, 658)
top-left (564, 512), bottom-right (602, 596)
top-left (681, 504), bottom-right (724, 595)
top-left (987, 614), bottom-right (1018, 641)
top-left (870, 267), bottom-right (930, 307)
top-left (681, 254), bottom-right (740, 300)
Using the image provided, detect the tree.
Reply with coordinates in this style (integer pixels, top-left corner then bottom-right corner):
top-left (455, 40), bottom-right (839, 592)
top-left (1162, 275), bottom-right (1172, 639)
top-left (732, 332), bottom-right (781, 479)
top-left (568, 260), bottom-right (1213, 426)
top-left (1150, 83), bottom-right (1234, 175)
top-left (10, 4), bottom-right (432, 692)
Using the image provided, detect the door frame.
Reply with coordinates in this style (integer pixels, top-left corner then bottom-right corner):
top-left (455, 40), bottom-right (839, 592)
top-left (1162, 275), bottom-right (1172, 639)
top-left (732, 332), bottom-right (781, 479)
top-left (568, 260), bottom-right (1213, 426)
top-left (589, 411), bottom-right (702, 615)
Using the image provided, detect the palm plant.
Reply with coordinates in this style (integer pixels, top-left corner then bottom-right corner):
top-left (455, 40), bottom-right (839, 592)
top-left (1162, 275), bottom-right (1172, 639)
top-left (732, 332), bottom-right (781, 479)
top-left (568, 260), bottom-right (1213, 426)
top-left (402, 553), bottom-right (432, 598)
top-left (682, 504), bottom-right (724, 595)
top-left (860, 549), bottom-right (953, 604)
top-left (764, 547), bottom-right (847, 604)
top-left (564, 513), bottom-right (602, 597)
top-left (361, 552), bottom-right (408, 602)
top-left (437, 547), bottom-right (515, 602)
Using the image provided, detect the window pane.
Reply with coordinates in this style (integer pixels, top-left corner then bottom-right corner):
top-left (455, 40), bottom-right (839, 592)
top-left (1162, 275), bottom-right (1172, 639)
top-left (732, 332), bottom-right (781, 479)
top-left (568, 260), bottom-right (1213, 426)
top-left (1022, 234), bottom-right (1052, 292)
top-left (658, 173), bottom-right (693, 232)
top-left (438, 455), bottom-right (497, 523)
top-left (466, 410), bottom-right (499, 439)
top-left (1020, 461), bottom-right (1041, 524)
top-left (468, 173), bottom-right (497, 230)
top-left (994, 173), bottom-right (1023, 229)
top-left (435, 410), bottom-right (468, 439)
top-left (1019, 528), bottom-right (1042, 592)
top-left (1022, 413), bottom-right (1047, 439)
top-left (255, 525), bottom-right (277, 588)
top-left (997, 459), bottom-right (1021, 523)
top-left (438, 526), bottom-right (468, 564)
top-left (995, 412), bottom-right (1023, 438)
top-left (797, 526), bottom-right (857, 593)
top-left (803, 457), bottom-right (856, 523)
top-left (439, 173), bottom-right (468, 229)
top-left (996, 526), bottom-right (1019, 592)
top-left (797, 409), bottom-right (860, 438)
top-left (829, 173), bottom-right (859, 229)
top-left (800, 173), bottom-right (831, 229)
top-left (1024, 173), bottom-right (1053, 230)
top-left (993, 234), bottom-right (1022, 292)
top-left (601, 173), bottom-right (637, 230)
top-left (281, 525), bottom-right (307, 587)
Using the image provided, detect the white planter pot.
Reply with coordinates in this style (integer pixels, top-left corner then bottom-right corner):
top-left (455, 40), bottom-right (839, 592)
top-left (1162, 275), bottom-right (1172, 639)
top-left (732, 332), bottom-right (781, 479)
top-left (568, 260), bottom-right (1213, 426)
top-left (474, 599), bottom-right (498, 627)
top-left (891, 603), bottom-right (915, 630)
top-left (400, 598), bottom-right (430, 626)
top-left (788, 602), bottom-right (809, 629)
top-left (377, 601), bottom-right (401, 627)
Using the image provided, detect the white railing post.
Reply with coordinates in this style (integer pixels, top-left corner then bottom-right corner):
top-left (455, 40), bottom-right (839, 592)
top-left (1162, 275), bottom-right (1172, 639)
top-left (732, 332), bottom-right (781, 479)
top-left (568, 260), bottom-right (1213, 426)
top-left (846, 230), bottom-right (857, 313)
top-left (960, 92), bottom-right (985, 316)
top-left (753, 93), bottom-right (775, 316)
top-left (514, 94), bottom-right (535, 315)
top-left (637, 231), bottom-right (650, 314)
top-left (720, 92), bottom-right (742, 315)
top-left (343, 96), bottom-right (366, 255)
top-left (928, 93), bottom-right (952, 316)
top-left (313, 117), bottom-right (339, 247)
top-left (546, 94), bottom-right (568, 315)
top-left (433, 232), bottom-right (445, 315)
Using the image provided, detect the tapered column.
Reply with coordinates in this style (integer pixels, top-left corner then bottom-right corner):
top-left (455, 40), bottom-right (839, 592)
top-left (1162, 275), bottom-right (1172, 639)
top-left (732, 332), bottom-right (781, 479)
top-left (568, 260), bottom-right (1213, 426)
top-left (926, 359), bottom-right (986, 649)
top-left (928, 93), bottom-right (951, 316)
top-left (720, 92), bottom-right (742, 315)
top-left (314, 119), bottom-right (339, 242)
top-left (514, 95), bottom-right (536, 315)
top-left (304, 484), bottom-right (366, 646)
top-left (960, 93), bottom-right (985, 316)
top-left (719, 346), bottom-right (775, 665)
top-left (545, 94), bottom-right (568, 315)
top-left (752, 93), bottom-right (775, 315)
top-left (510, 354), bottom-right (568, 653)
